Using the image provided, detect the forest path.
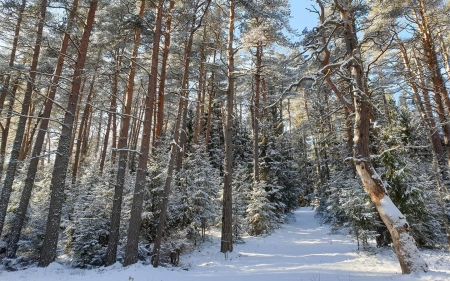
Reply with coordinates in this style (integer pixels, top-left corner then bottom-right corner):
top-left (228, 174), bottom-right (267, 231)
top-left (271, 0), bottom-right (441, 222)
top-left (184, 207), bottom-right (401, 281)
top-left (2, 208), bottom-right (449, 281)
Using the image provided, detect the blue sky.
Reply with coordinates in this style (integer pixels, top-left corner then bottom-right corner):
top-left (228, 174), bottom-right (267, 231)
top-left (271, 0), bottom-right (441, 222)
top-left (289, 0), bottom-right (318, 32)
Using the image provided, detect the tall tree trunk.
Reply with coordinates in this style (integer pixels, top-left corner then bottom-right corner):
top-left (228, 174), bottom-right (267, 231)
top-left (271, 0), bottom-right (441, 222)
top-left (100, 49), bottom-right (123, 174)
top-left (221, 0), bottom-right (234, 254)
top-left (0, 0), bottom-right (26, 112)
top-left (252, 42), bottom-right (262, 183)
top-left (205, 50), bottom-right (216, 152)
top-left (304, 93), bottom-right (323, 187)
top-left (72, 66), bottom-right (98, 183)
top-left (154, 0), bottom-right (175, 150)
top-left (193, 25), bottom-right (208, 144)
top-left (95, 110), bottom-right (103, 155)
top-left (437, 27), bottom-right (450, 79)
top-left (337, 0), bottom-right (427, 273)
top-left (0, 80), bottom-right (19, 177)
top-left (0, 0), bottom-right (47, 236)
top-left (18, 102), bottom-right (36, 161)
top-left (395, 33), bottom-right (448, 176)
top-left (69, 77), bottom-right (87, 157)
top-left (152, 0), bottom-right (211, 267)
top-left (175, 21), bottom-right (198, 172)
top-left (104, 0), bottom-right (146, 266)
top-left (38, 0), bottom-right (97, 267)
top-left (413, 0), bottom-right (450, 127)
top-left (123, 0), bottom-right (164, 266)
top-left (128, 93), bottom-right (144, 173)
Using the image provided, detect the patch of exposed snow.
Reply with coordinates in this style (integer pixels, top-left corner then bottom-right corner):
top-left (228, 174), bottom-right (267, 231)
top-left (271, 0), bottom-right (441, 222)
top-left (1, 208), bottom-right (449, 281)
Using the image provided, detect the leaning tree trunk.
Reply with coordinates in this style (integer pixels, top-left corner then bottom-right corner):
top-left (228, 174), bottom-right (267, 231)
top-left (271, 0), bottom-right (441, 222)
top-left (123, 0), bottom-right (164, 266)
top-left (38, 0), bottom-right (97, 267)
top-left (337, 0), bottom-right (427, 274)
top-left (104, 0), bottom-right (146, 266)
top-left (221, 0), bottom-right (235, 255)
top-left (0, 0), bottom-right (47, 236)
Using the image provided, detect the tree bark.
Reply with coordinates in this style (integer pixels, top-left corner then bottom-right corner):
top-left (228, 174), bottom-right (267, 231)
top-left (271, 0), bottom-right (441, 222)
top-left (0, 0), bottom-right (47, 236)
top-left (0, 80), bottom-right (19, 177)
top-left (205, 50), bottom-right (216, 152)
top-left (154, 0), bottom-right (175, 150)
top-left (0, 0), bottom-right (26, 112)
top-left (252, 42), bottom-right (262, 183)
top-left (72, 64), bottom-right (98, 183)
top-left (99, 50), bottom-right (122, 174)
top-left (152, 0), bottom-right (211, 267)
top-left (221, 0), bottom-right (234, 254)
top-left (337, 0), bottom-right (427, 273)
top-left (104, 0), bottom-right (146, 266)
top-left (38, 0), bottom-right (97, 267)
top-left (395, 33), bottom-right (447, 176)
top-left (123, 0), bottom-right (164, 266)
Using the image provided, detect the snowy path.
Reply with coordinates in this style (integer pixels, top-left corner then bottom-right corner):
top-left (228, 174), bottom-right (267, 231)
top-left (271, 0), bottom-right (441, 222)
top-left (1, 207), bottom-right (449, 281)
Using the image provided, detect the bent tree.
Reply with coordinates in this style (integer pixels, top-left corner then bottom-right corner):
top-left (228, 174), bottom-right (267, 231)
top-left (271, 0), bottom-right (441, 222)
top-left (299, 0), bottom-right (428, 274)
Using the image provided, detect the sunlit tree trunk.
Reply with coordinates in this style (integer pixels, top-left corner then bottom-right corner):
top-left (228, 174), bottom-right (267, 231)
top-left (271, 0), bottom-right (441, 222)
top-left (0, 80), bottom-right (19, 177)
top-left (0, 0), bottom-right (48, 236)
top-left (123, 0), bottom-right (164, 266)
top-left (152, 0), bottom-right (211, 267)
top-left (221, 0), bottom-right (234, 254)
top-left (105, 0), bottom-right (146, 266)
top-left (337, 0), bottom-right (427, 273)
top-left (38, 0), bottom-right (98, 267)
top-left (154, 0), bottom-right (175, 150)
top-left (205, 50), bottom-right (216, 152)
top-left (72, 60), bottom-right (99, 183)
top-left (0, 0), bottom-right (26, 112)
top-left (100, 49), bottom-right (122, 174)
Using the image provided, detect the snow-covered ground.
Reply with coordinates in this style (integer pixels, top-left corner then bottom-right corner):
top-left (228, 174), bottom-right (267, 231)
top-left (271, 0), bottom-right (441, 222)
top-left (1, 207), bottom-right (449, 281)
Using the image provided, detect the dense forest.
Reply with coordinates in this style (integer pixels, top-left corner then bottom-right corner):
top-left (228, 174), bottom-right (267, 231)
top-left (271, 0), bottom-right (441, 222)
top-left (0, 0), bottom-right (449, 275)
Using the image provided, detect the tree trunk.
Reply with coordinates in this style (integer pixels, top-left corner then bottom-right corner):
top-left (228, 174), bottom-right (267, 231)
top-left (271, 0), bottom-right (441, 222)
top-left (69, 77), bottom-right (87, 157)
top-left (152, 0), bottom-right (211, 267)
top-left (104, 0), bottom-right (145, 266)
top-left (205, 50), bottom-right (216, 152)
top-left (221, 0), bottom-right (234, 254)
top-left (395, 33), bottom-right (448, 177)
top-left (123, 0), bottom-right (164, 266)
top-left (18, 102), bottom-right (36, 161)
top-left (252, 42), bottom-right (262, 183)
top-left (0, 0), bottom-right (47, 236)
top-left (0, 0), bottom-right (26, 112)
top-left (193, 25), bottom-right (208, 144)
top-left (0, 80), bottom-right (19, 177)
top-left (99, 53), bottom-right (121, 173)
top-left (38, 0), bottom-right (97, 267)
top-left (337, 0), bottom-right (427, 273)
top-left (154, 0), bottom-right (175, 150)
top-left (72, 67), bottom-right (98, 183)
top-left (123, 0), bottom-right (163, 265)
top-left (175, 20), bottom-right (197, 173)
